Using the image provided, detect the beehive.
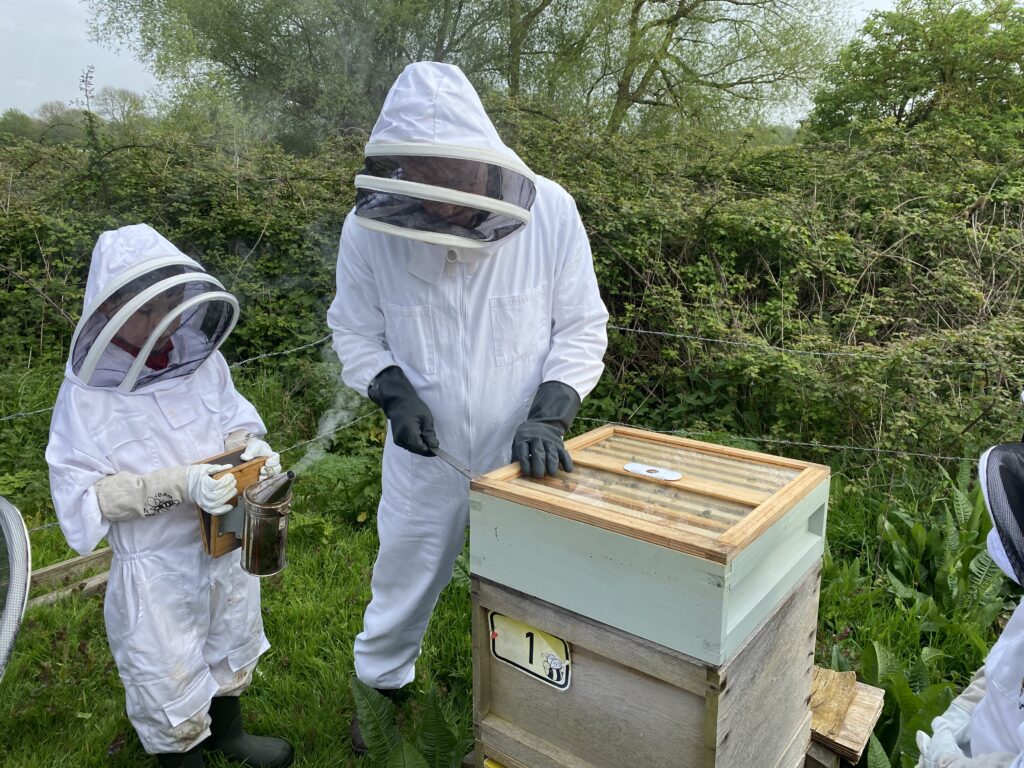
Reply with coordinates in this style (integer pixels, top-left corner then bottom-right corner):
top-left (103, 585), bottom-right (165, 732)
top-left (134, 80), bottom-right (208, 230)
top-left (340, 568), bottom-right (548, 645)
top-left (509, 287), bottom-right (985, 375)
top-left (468, 425), bottom-right (830, 768)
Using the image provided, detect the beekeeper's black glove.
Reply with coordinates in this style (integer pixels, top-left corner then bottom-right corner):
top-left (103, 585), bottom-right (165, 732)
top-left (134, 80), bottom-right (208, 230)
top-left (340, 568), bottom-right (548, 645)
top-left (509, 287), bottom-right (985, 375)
top-left (511, 381), bottom-right (581, 478)
top-left (368, 366), bottom-right (439, 456)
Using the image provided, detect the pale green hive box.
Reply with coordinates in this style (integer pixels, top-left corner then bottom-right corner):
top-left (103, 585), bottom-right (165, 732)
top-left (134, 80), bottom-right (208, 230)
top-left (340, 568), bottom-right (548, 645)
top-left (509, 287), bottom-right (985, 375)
top-left (469, 425), bottom-right (830, 667)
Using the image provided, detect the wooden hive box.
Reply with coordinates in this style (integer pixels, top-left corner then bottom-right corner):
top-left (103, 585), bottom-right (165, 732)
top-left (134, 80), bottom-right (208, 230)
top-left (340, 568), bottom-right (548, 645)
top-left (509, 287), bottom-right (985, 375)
top-left (468, 425), bottom-right (830, 768)
top-left (195, 447), bottom-right (266, 557)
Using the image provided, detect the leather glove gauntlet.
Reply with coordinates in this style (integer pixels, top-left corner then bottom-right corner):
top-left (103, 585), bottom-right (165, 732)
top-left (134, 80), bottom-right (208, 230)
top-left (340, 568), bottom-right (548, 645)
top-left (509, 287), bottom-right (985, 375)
top-left (95, 463), bottom-right (235, 521)
top-left (368, 366), bottom-right (439, 456)
top-left (511, 381), bottom-right (581, 478)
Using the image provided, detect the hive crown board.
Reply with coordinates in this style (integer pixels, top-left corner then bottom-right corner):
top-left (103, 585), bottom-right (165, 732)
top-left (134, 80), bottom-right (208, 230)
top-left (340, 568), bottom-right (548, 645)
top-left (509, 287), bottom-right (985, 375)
top-left (468, 425), bottom-right (830, 665)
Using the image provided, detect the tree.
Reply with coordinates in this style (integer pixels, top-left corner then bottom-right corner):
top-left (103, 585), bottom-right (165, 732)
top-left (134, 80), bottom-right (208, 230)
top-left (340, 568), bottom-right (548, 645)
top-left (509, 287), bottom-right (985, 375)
top-left (34, 101), bottom-right (88, 144)
top-left (94, 87), bottom-right (148, 126)
top-left (87, 0), bottom-right (841, 138)
top-left (591, 0), bottom-right (839, 134)
top-left (806, 0), bottom-right (1024, 138)
top-left (0, 110), bottom-right (41, 141)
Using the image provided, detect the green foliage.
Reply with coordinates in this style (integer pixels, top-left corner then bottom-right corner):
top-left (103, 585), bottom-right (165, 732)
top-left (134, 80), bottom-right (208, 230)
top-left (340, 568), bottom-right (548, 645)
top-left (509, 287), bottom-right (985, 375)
top-left (85, 0), bottom-right (842, 139)
top-left (820, 465), bottom-right (1014, 766)
top-left (349, 678), bottom-right (471, 768)
top-left (806, 0), bottom-right (1024, 151)
top-left (293, 453), bottom-right (383, 526)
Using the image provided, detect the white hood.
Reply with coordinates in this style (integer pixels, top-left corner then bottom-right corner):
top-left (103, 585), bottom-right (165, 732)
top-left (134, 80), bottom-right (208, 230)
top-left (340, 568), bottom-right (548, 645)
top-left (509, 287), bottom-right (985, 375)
top-left (67, 224), bottom-right (239, 393)
top-left (367, 62), bottom-right (531, 171)
top-left (354, 62), bottom-right (537, 253)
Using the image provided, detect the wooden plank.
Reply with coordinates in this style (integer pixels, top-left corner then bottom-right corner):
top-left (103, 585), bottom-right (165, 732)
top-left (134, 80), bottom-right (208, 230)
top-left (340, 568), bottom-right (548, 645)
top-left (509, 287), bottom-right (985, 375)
top-left (571, 453), bottom-right (769, 507)
top-left (703, 684), bottom-right (721, 768)
top-left (722, 493), bottom-right (827, 658)
top-left (479, 714), bottom-right (600, 768)
top-left (470, 498), bottom-right (733, 664)
top-left (810, 681), bottom-right (884, 763)
top-left (809, 668), bottom-right (858, 742)
top-left (28, 571), bottom-right (109, 608)
top-left (608, 426), bottom-right (821, 471)
top-left (565, 426), bottom-right (617, 452)
top-left (473, 588), bottom-right (493, 738)
top-left (719, 468), bottom-right (831, 552)
top-left (773, 711), bottom-right (813, 768)
top-left (714, 566), bottom-right (819, 767)
top-left (473, 577), bottom-right (715, 696)
top-left (471, 479), bottom-right (731, 562)
top-left (30, 547), bottom-right (112, 590)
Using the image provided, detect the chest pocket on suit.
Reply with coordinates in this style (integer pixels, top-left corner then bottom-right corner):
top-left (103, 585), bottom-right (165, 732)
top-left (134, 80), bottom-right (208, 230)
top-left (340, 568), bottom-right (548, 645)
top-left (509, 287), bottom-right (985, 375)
top-left (103, 416), bottom-right (157, 473)
top-left (490, 284), bottom-right (549, 367)
top-left (381, 301), bottom-right (437, 375)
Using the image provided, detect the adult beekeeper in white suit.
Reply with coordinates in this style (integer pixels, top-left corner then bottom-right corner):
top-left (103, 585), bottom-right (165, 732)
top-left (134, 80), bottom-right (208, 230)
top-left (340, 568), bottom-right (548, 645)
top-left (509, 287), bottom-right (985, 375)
top-left (45, 224), bottom-right (292, 768)
top-left (327, 61), bottom-right (609, 752)
top-left (915, 442), bottom-right (1024, 768)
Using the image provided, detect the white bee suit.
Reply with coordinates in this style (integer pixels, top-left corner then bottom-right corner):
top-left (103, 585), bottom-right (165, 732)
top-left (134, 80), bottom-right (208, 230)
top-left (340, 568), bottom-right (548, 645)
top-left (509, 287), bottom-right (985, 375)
top-left (328, 62), bottom-right (609, 689)
top-left (45, 224), bottom-right (270, 754)
top-left (916, 445), bottom-right (1024, 768)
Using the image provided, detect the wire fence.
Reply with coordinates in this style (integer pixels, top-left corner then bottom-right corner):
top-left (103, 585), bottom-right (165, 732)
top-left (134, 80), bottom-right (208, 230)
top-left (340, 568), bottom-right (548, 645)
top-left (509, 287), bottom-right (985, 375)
top-left (8, 321), bottom-right (1002, 536)
top-left (2, 322), bottom-right (1015, 427)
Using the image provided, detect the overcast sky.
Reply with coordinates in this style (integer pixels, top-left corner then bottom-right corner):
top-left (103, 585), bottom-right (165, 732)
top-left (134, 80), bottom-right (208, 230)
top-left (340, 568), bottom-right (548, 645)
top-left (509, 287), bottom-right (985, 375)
top-left (0, 0), bottom-right (896, 115)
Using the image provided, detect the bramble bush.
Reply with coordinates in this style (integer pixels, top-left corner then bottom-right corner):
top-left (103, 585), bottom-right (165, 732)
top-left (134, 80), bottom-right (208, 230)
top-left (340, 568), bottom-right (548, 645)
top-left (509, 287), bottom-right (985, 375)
top-left (2, 89), bottom-right (1023, 763)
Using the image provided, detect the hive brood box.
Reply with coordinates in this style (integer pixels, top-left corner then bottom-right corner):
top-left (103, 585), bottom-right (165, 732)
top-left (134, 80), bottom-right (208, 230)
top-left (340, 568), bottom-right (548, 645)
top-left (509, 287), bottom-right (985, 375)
top-left (468, 425), bottom-right (830, 768)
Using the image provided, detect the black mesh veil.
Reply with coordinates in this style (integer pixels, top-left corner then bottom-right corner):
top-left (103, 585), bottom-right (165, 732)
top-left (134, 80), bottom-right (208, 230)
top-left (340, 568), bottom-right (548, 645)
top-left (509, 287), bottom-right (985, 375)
top-left (980, 442), bottom-right (1024, 584)
top-left (354, 153), bottom-right (536, 248)
top-left (0, 496), bottom-right (30, 681)
top-left (70, 264), bottom-right (238, 392)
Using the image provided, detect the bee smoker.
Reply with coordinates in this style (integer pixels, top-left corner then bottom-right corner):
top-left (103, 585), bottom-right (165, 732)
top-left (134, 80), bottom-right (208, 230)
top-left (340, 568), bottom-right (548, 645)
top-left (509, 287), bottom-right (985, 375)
top-left (217, 470), bottom-right (294, 577)
top-left (240, 470), bottom-right (294, 576)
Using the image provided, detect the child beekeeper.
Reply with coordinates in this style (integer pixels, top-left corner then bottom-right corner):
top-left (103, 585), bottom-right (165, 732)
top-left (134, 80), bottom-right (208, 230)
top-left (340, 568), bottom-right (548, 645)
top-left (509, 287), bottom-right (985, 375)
top-left (45, 224), bottom-right (293, 768)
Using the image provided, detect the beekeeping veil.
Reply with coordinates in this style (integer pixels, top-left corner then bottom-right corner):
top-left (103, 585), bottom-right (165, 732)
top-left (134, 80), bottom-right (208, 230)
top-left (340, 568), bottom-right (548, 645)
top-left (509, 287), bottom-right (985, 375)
top-left (0, 496), bottom-right (30, 681)
top-left (353, 62), bottom-right (537, 253)
top-left (67, 224), bottom-right (238, 392)
top-left (979, 442), bottom-right (1024, 584)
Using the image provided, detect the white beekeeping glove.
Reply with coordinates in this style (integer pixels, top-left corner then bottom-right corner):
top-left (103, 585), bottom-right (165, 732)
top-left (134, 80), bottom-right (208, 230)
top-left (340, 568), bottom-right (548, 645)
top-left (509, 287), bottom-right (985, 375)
top-left (240, 438), bottom-right (281, 480)
top-left (95, 463), bottom-right (235, 520)
top-left (185, 464), bottom-right (237, 515)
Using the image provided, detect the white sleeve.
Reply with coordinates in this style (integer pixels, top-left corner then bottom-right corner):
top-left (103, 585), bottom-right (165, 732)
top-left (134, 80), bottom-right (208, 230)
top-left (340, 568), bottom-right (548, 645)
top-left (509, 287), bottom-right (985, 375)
top-left (327, 217), bottom-right (397, 396)
top-left (541, 195), bottom-right (609, 399)
top-left (936, 753), bottom-right (1020, 768)
top-left (45, 388), bottom-right (113, 555)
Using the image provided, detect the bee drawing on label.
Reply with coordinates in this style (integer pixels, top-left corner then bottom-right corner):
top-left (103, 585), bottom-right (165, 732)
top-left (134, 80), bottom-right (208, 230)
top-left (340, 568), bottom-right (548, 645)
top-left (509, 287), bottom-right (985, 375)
top-left (144, 492), bottom-right (179, 517)
top-left (542, 652), bottom-right (566, 683)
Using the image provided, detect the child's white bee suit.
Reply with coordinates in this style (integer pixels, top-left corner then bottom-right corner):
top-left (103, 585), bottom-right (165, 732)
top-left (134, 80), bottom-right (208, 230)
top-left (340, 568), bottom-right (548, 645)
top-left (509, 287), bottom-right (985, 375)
top-left (46, 224), bottom-right (271, 755)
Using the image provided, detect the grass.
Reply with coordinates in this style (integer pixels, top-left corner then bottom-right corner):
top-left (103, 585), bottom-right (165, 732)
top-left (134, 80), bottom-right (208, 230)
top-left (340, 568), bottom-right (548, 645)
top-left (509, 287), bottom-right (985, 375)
top-left (0, 492), bottom-right (474, 767)
top-left (0, 352), bottom-right (1013, 768)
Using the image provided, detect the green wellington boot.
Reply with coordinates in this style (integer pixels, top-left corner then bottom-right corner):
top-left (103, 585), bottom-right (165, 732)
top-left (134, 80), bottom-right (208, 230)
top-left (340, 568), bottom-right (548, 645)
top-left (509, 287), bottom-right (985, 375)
top-left (156, 743), bottom-right (204, 767)
top-left (203, 696), bottom-right (294, 768)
